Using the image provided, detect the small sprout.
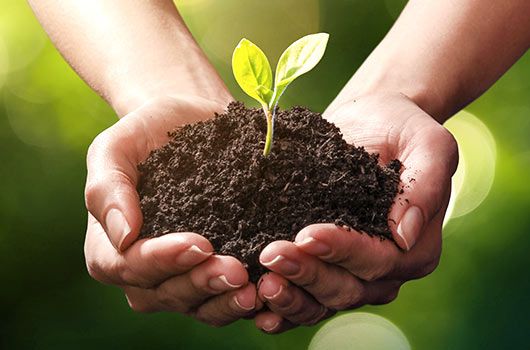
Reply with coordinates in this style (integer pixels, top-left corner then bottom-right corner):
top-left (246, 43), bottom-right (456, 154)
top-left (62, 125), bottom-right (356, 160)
top-left (232, 33), bottom-right (329, 156)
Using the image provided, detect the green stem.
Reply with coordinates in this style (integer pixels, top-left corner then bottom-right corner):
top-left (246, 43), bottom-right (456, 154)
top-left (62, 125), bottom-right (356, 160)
top-left (263, 108), bottom-right (274, 157)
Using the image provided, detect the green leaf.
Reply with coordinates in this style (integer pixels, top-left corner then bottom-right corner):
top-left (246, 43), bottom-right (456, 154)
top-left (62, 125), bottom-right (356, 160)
top-left (271, 33), bottom-right (329, 108)
top-left (232, 38), bottom-right (273, 109)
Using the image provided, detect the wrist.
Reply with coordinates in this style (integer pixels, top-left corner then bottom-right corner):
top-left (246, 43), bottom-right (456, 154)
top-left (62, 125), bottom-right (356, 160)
top-left (327, 66), bottom-right (453, 124)
top-left (104, 39), bottom-right (233, 117)
top-left (108, 74), bottom-right (233, 118)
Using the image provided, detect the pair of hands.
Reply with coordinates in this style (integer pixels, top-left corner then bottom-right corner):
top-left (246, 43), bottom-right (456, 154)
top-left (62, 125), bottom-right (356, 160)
top-left (84, 92), bottom-right (458, 333)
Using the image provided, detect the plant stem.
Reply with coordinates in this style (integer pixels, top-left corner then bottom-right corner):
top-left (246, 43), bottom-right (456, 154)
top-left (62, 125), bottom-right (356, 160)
top-left (263, 108), bottom-right (274, 156)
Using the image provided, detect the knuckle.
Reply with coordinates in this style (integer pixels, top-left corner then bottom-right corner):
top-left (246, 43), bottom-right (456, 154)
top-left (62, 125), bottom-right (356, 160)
top-left (432, 123), bottom-right (452, 141)
top-left (88, 130), bottom-right (112, 156)
top-left (126, 295), bottom-right (154, 313)
top-left (438, 126), bottom-right (458, 150)
top-left (301, 305), bottom-right (328, 326)
top-left (84, 180), bottom-right (104, 210)
top-left (117, 264), bottom-right (137, 285)
top-left (410, 248), bottom-right (441, 280)
top-left (357, 271), bottom-right (377, 282)
top-left (327, 252), bottom-right (348, 266)
top-left (84, 174), bottom-right (135, 222)
top-left (417, 257), bottom-right (440, 278)
top-left (327, 285), bottom-right (364, 310)
top-left (86, 131), bottom-right (113, 168)
top-left (84, 249), bottom-right (115, 285)
top-left (155, 284), bottom-right (178, 310)
top-left (194, 313), bottom-right (224, 328)
top-left (85, 258), bottom-right (106, 282)
top-left (434, 126), bottom-right (459, 174)
top-left (382, 288), bottom-right (400, 304)
top-left (275, 289), bottom-right (304, 315)
top-left (85, 173), bottom-right (132, 204)
top-left (297, 269), bottom-right (319, 289)
top-left (116, 263), bottom-right (153, 288)
top-left (144, 245), bottom-right (167, 274)
top-left (372, 284), bottom-right (402, 305)
top-left (357, 265), bottom-right (389, 282)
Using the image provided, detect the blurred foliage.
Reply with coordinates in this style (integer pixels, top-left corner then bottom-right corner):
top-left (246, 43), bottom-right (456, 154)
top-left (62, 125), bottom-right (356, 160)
top-left (1, 0), bottom-right (529, 349)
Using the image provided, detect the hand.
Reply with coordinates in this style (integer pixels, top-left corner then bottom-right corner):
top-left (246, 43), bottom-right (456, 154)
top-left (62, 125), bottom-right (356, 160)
top-left (84, 95), bottom-right (261, 326)
top-left (254, 92), bottom-right (458, 333)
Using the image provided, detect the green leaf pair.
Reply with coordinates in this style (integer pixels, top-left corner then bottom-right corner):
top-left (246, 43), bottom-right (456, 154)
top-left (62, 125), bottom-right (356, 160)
top-left (232, 33), bottom-right (329, 156)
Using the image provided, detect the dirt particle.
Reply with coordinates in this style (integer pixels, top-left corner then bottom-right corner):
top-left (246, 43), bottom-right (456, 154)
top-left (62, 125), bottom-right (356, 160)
top-left (137, 102), bottom-right (401, 282)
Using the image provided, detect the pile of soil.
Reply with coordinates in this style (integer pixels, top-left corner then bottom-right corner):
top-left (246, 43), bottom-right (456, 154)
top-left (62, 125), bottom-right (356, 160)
top-left (137, 102), bottom-right (401, 282)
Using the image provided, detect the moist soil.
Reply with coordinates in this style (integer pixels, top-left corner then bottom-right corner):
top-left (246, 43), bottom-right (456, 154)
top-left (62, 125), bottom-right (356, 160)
top-left (138, 102), bottom-right (401, 282)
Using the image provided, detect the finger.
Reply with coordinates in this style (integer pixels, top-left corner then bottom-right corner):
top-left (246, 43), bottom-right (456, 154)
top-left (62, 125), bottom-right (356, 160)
top-left (295, 224), bottom-right (400, 282)
top-left (295, 222), bottom-right (442, 281)
top-left (192, 283), bottom-right (258, 327)
top-left (85, 215), bottom-right (214, 287)
top-left (258, 272), bottom-right (402, 325)
top-left (259, 265), bottom-right (401, 314)
top-left (261, 242), bottom-right (402, 309)
top-left (122, 255), bottom-right (248, 314)
top-left (389, 124), bottom-right (458, 250)
top-left (261, 242), bottom-right (369, 310)
top-left (368, 280), bottom-right (402, 306)
top-left (393, 205), bottom-right (445, 279)
top-left (85, 122), bottom-right (144, 251)
top-left (255, 311), bottom-right (297, 334)
top-left (85, 97), bottom-right (230, 251)
top-left (257, 272), bottom-right (334, 325)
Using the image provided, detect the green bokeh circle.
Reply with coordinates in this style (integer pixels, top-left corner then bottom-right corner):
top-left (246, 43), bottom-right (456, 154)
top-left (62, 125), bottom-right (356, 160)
top-left (309, 312), bottom-right (410, 350)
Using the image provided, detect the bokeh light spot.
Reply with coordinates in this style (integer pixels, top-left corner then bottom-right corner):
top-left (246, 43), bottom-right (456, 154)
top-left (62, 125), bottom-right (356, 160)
top-left (309, 312), bottom-right (410, 350)
top-left (0, 0), bottom-right (46, 72)
top-left (5, 92), bottom-right (62, 148)
top-left (179, 0), bottom-right (320, 66)
top-left (0, 35), bottom-right (8, 89)
top-left (444, 111), bottom-right (496, 227)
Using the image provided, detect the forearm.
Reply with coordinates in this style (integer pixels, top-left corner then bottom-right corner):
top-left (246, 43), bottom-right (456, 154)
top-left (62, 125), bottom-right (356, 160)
top-left (328, 0), bottom-right (530, 122)
top-left (29, 0), bottom-right (232, 116)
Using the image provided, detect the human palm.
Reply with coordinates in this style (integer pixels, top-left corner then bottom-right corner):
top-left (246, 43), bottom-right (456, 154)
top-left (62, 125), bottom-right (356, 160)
top-left (83, 92), bottom-right (458, 332)
top-left (84, 95), bottom-right (260, 326)
top-left (254, 93), bottom-right (459, 333)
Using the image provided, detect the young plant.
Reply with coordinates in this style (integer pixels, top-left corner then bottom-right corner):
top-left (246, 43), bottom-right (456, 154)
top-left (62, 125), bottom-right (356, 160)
top-left (232, 33), bottom-right (329, 156)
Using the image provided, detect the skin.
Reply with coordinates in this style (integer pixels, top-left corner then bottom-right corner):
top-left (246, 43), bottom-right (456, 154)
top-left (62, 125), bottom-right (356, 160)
top-left (29, 0), bottom-right (530, 333)
top-left (254, 0), bottom-right (530, 333)
top-left (29, 0), bottom-right (256, 327)
top-left (83, 97), bottom-right (263, 326)
top-left (254, 93), bottom-right (457, 332)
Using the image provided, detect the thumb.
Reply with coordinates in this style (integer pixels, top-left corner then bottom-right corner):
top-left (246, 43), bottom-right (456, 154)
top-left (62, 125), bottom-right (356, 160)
top-left (85, 124), bottom-right (143, 252)
top-left (83, 96), bottom-right (231, 251)
top-left (388, 127), bottom-right (458, 251)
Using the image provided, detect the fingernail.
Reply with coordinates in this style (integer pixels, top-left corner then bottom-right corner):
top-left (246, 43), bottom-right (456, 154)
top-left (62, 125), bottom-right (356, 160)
top-left (175, 245), bottom-right (213, 266)
top-left (262, 320), bottom-right (280, 332)
top-left (397, 206), bottom-right (424, 251)
top-left (233, 295), bottom-right (255, 311)
top-left (263, 284), bottom-right (284, 300)
top-left (208, 275), bottom-right (243, 291)
top-left (261, 255), bottom-right (300, 276)
top-left (262, 284), bottom-right (293, 308)
top-left (105, 208), bottom-right (132, 251)
top-left (296, 237), bottom-right (331, 256)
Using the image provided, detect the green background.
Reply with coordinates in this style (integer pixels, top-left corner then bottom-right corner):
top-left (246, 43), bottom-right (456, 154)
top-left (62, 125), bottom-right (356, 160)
top-left (1, 1), bottom-right (529, 349)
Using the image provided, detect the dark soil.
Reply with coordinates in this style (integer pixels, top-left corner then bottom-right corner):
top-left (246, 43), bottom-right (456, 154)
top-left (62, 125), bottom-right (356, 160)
top-left (137, 102), bottom-right (401, 282)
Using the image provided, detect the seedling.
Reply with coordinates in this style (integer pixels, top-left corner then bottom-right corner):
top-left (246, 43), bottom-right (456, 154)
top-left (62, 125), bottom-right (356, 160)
top-left (232, 33), bottom-right (329, 156)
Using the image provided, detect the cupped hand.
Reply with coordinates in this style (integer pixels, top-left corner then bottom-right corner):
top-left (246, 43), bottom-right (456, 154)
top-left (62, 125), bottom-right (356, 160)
top-left (254, 93), bottom-right (458, 333)
top-left (84, 96), bottom-right (260, 326)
